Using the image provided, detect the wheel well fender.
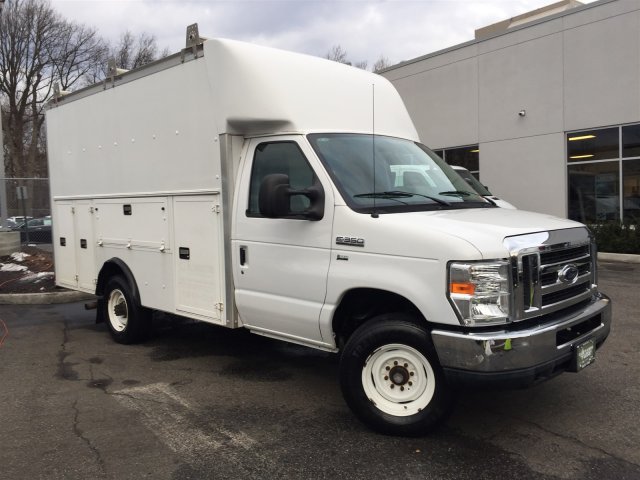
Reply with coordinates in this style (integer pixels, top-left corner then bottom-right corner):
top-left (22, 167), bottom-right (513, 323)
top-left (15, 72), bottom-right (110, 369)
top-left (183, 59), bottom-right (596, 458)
top-left (95, 258), bottom-right (141, 302)
top-left (332, 288), bottom-right (426, 349)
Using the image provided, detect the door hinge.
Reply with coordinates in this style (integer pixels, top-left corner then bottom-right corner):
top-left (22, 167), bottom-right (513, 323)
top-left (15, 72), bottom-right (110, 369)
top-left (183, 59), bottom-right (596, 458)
top-left (89, 206), bottom-right (94, 214)
top-left (74, 275), bottom-right (79, 281)
top-left (213, 204), bottom-right (221, 214)
top-left (215, 302), bottom-right (224, 312)
top-left (71, 207), bottom-right (75, 214)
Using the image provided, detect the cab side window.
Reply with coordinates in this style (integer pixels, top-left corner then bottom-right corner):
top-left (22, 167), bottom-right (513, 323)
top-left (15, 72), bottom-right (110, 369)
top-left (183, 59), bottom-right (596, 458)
top-left (247, 142), bottom-right (316, 217)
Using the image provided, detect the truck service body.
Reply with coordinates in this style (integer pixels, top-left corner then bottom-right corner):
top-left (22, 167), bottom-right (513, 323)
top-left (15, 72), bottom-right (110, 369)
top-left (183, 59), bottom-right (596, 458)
top-left (46, 29), bottom-right (611, 435)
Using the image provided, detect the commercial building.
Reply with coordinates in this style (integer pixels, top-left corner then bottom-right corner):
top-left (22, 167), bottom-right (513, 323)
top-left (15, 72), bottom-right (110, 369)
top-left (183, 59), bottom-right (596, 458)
top-left (381, 0), bottom-right (640, 223)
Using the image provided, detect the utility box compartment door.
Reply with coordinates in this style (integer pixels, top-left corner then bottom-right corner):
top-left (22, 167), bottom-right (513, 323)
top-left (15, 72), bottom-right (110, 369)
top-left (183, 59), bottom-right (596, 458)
top-left (53, 201), bottom-right (77, 289)
top-left (74, 200), bottom-right (97, 291)
top-left (173, 195), bottom-right (224, 324)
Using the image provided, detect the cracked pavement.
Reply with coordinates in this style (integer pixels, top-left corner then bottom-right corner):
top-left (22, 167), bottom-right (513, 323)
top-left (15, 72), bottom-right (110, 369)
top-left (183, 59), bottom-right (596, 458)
top-left (0, 261), bottom-right (638, 479)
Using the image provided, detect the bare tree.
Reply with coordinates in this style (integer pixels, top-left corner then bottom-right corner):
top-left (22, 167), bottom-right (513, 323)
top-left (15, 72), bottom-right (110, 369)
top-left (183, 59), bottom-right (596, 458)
top-left (373, 55), bottom-right (391, 73)
top-left (353, 60), bottom-right (368, 70)
top-left (325, 44), bottom-right (350, 64)
top-left (0, 0), bottom-right (106, 178)
top-left (111, 31), bottom-right (166, 71)
top-left (52, 22), bottom-right (108, 90)
top-left (324, 44), bottom-right (369, 71)
top-left (81, 31), bottom-right (168, 86)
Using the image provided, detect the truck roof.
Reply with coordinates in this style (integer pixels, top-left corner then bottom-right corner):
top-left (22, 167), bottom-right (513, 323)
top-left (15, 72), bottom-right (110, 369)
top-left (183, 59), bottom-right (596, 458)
top-left (48, 36), bottom-right (419, 140)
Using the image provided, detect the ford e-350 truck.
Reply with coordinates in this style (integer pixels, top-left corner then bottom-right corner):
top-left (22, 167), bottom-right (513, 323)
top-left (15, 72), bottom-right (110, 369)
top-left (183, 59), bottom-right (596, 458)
top-left (45, 25), bottom-right (611, 435)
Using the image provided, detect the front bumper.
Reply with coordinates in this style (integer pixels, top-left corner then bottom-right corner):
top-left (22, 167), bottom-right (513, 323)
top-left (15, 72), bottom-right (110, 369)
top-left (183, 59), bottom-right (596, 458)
top-left (431, 293), bottom-right (611, 388)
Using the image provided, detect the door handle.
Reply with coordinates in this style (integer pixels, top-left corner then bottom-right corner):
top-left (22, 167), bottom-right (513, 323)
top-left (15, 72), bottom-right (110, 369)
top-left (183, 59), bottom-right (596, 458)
top-left (239, 246), bottom-right (247, 266)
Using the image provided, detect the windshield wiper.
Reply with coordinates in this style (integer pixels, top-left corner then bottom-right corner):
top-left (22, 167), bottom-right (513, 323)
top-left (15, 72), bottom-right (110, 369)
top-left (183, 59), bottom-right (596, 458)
top-left (354, 191), bottom-right (409, 205)
top-left (355, 191), bottom-right (450, 206)
top-left (438, 190), bottom-right (473, 197)
top-left (439, 190), bottom-right (497, 206)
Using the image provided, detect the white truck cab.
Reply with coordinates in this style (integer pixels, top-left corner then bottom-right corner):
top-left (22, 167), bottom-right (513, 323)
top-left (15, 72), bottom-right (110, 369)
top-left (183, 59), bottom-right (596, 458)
top-left (45, 26), bottom-right (611, 436)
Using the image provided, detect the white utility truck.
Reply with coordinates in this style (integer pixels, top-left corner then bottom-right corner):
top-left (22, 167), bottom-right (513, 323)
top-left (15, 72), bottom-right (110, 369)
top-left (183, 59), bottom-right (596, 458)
top-left (46, 25), bottom-right (611, 435)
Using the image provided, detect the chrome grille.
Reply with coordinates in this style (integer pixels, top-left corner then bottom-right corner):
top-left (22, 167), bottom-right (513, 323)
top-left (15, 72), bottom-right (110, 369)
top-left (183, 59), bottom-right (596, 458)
top-left (504, 228), bottom-right (596, 321)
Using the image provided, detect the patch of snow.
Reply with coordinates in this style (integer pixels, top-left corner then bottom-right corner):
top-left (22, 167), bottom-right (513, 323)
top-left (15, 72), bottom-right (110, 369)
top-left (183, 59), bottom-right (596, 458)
top-left (0, 263), bottom-right (29, 272)
top-left (10, 252), bottom-right (30, 262)
top-left (19, 272), bottom-right (54, 283)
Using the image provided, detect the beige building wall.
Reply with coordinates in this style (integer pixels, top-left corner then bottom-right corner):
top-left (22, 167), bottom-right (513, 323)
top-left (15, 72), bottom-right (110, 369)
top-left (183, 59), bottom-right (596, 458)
top-left (382, 0), bottom-right (640, 217)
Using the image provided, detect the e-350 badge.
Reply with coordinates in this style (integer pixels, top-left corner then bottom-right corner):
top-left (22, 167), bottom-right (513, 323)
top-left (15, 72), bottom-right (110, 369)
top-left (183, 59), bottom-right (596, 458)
top-left (336, 236), bottom-right (365, 247)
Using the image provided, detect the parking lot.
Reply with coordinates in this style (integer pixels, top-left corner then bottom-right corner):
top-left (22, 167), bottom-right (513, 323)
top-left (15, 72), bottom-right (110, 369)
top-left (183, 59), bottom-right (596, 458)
top-left (0, 261), bottom-right (638, 480)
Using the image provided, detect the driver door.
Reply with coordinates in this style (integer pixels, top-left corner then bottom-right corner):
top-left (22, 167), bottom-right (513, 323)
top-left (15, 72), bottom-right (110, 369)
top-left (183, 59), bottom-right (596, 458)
top-left (232, 136), bottom-right (334, 344)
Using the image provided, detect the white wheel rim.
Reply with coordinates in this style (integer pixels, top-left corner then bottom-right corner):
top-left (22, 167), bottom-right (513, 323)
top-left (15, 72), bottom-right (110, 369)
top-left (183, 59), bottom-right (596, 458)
top-left (361, 343), bottom-right (436, 417)
top-left (107, 289), bottom-right (128, 332)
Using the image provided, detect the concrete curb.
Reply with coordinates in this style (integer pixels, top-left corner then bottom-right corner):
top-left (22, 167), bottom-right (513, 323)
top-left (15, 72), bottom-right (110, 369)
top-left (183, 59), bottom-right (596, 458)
top-left (0, 290), bottom-right (95, 305)
top-left (598, 252), bottom-right (640, 264)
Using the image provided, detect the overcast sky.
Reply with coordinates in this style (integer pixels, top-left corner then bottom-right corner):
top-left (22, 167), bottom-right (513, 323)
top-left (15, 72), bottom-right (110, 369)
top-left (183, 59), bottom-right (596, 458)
top-left (50, 0), bottom-right (596, 67)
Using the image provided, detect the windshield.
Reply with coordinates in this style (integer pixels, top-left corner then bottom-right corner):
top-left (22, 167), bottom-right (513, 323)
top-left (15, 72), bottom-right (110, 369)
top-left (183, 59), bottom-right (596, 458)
top-left (453, 168), bottom-right (492, 196)
top-left (307, 133), bottom-right (491, 213)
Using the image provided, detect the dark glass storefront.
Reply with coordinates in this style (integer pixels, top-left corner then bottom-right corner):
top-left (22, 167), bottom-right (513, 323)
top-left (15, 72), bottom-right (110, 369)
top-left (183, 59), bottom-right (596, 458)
top-left (568, 124), bottom-right (640, 223)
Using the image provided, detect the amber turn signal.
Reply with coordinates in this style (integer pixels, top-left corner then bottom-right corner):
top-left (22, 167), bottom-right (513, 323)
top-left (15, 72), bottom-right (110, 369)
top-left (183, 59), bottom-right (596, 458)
top-left (450, 282), bottom-right (475, 295)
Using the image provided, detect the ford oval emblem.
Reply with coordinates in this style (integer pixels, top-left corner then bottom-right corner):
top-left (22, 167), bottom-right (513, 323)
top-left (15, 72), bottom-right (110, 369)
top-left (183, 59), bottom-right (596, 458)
top-left (558, 264), bottom-right (579, 284)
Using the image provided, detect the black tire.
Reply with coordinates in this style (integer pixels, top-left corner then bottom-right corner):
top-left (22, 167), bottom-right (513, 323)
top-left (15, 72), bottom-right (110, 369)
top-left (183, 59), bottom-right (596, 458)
top-left (102, 275), bottom-right (150, 344)
top-left (339, 313), bottom-right (453, 436)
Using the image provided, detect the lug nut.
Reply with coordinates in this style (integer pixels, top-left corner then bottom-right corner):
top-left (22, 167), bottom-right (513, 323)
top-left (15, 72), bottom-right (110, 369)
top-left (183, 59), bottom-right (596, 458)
top-left (390, 385), bottom-right (395, 389)
top-left (400, 386), bottom-right (405, 391)
top-left (410, 372), bottom-right (414, 376)
top-left (404, 363), bottom-right (408, 368)
top-left (408, 381), bottom-right (413, 386)
top-left (394, 361), bottom-right (398, 366)
top-left (384, 376), bottom-right (389, 381)
top-left (386, 366), bottom-right (391, 371)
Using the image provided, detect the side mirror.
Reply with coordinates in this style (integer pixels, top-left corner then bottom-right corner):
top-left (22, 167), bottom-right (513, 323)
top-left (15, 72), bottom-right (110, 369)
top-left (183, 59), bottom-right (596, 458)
top-left (258, 173), bottom-right (324, 220)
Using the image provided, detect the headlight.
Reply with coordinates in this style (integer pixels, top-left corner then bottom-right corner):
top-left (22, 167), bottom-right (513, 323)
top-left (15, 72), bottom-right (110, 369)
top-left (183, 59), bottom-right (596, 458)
top-left (448, 261), bottom-right (511, 326)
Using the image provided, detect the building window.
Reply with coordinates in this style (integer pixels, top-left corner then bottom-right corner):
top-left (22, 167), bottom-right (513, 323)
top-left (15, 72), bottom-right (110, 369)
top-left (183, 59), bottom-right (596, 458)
top-left (568, 162), bottom-right (619, 222)
top-left (567, 127), bottom-right (618, 162)
top-left (623, 159), bottom-right (640, 222)
top-left (622, 124), bottom-right (640, 158)
top-left (436, 145), bottom-right (480, 178)
top-left (567, 123), bottom-right (640, 223)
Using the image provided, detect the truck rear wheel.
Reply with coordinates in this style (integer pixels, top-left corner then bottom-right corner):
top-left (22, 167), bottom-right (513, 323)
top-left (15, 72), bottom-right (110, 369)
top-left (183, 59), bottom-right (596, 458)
top-left (339, 314), bottom-right (452, 436)
top-left (103, 275), bottom-right (150, 344)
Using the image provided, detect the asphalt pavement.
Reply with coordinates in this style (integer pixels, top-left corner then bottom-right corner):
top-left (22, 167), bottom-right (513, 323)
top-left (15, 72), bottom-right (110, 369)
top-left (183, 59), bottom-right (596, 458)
top-left (0, 261), bottom-right (638, 480)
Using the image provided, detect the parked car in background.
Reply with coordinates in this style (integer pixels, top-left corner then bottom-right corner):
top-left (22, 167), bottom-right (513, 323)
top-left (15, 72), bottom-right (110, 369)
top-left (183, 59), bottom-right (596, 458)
top-left (390, 163), bottom-right (517, 209)
top-left (7, 216), bottom-right (33, 225)
top-left (451, 166), bottom-right (517, 209)
top-left (11, 216), bottom-right (52, 243)
top-left (1, 218), bottom-right (19, 229)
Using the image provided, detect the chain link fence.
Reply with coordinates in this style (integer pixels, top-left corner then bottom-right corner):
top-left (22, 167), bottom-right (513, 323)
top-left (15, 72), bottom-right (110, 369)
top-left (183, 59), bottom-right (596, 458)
top-left (0, 178), bottom-right (52, 245)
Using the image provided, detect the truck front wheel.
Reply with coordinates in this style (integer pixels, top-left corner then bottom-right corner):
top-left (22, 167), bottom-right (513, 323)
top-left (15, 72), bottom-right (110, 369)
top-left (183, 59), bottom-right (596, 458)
top-left (103, 275), bottom-right (150, 344)
top-left (339, 314), bottom-right (452, 436)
